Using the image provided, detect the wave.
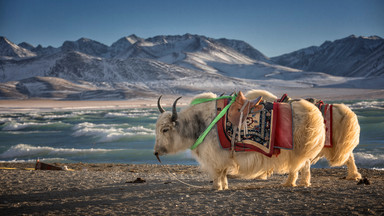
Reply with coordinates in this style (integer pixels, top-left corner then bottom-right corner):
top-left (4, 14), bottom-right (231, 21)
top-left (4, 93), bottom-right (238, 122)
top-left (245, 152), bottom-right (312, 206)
top-left (310, 151), bottom-right (384, 169)
top-left (348, 100), bottom-right (384, 110)
top-left (24, 113), bottom-right (77, 121)
top-left (354, 152), bottom-right (384, 168)
top-left (72, 110), bottom-right (104, 115)
top-left (72, 122), bottom-right (155, 142)
top-left (0, 157), bottom-right (70, 163)
top-left (0, 117), bottom-right (13, 124)
top-left (0, 144), bottom-right (192, 164)
top-left (26, 110), bottom-right (103, 119)
top-left (5, 131), bottom-right (62, 135)
top-left (41, 113), bottom-right (77, 119)
top-left (0, 144), bottom-right (119, 160)
top-left (72, 122), bottom-right (131, 130)
top-left (2, 121), bottom-right (69, 131)
top-left (104, 109), bottom-right (155, 118)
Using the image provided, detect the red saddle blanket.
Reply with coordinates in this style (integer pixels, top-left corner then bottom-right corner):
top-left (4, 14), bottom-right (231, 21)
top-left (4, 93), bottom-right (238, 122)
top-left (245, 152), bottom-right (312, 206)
top-left (216, 99), bottom-right (294, 157)
top-left (277, 94), bottom-right (333, 148)
top-left (315, 101), bottom-right (333, 148)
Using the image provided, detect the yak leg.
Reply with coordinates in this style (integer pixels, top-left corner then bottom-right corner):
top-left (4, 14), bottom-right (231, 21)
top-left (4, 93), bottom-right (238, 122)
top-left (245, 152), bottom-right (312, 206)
top-left (212, 168), bottom-right (228, 190)
top-left (256, 169), bottom-right (273, 180)
top-left (220, 168), bottom-right (229, 190)
top-left (299, 160), bottom-right (311, 187)
top-left (283, 171), bottom-right (298, 187)
top-left (345, 153), bottom-right (362, 180)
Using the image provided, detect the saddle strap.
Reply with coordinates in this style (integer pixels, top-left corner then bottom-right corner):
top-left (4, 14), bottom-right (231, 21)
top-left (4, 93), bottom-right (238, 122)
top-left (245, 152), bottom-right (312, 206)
top-left (237, 100), bottom-right (251, 142)
top-left (190, 95), bottom-right (237, 150)
top-left (231, 125), bottom-right (237, 156)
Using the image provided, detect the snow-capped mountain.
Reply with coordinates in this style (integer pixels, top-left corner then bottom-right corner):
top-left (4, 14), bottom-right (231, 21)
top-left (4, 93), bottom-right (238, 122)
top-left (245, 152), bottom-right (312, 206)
top-left (0, 34), bottom-right (310, 82)
top-left (18, 42), bottom-right (35, 51)
top-left (31, 44), bottom-right (60, 56)
top-left (348, 42), bottom-right (384, 77)
top-left (61, 37), bottom-right (109, 57)
top-left (111, 34), bottom-right (303, 80)
top-left (109, 34), bottom-right (142, 58)
top-left (271, 35), bottom-right (384, 77)
top-left (0, 34), bottom-right (382, 99)
top-left (216, 38), bottom-right (271, 63)
top-left (0, 37), bottom-right (36, 59)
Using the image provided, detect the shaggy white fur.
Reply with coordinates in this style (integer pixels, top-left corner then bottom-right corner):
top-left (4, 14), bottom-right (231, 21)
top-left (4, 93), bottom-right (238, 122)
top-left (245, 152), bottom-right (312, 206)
top-left (154, 91), bottom-right (325, 190)
top-left (245, 89), bottom-right (362, 180)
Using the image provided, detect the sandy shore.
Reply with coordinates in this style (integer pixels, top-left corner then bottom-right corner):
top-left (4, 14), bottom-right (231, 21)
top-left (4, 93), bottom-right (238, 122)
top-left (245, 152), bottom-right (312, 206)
top-left (0, 163), bottom-right (383, 215)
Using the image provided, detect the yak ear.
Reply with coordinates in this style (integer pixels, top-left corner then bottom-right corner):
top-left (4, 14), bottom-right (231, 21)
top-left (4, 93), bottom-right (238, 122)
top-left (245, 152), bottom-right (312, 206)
top-left (171, 97), bottom-right (182, 122)
top-left (172, 121), bottom-right (179, 127)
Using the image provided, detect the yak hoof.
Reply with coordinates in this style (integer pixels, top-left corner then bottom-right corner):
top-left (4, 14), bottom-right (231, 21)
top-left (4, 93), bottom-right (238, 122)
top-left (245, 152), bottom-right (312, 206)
top-left (299, 182), bottom-right (311, 187)
top-left (257, 173), bottom-right (269, 180)
top-left (213, 185), bottom-right (228, 190)
top-left (212, 185), bottom-right (223, 190)
top-left (346, 173), bottom-right (362, 181)
top-left (282, 182), bottom-right (297, 187)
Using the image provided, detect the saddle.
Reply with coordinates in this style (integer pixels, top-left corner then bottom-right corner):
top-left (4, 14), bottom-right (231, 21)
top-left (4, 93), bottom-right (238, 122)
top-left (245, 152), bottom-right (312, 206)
top-left (217, 91), bottom-right (294, 157)
top-left (227, 91), bottom-right (263, 128)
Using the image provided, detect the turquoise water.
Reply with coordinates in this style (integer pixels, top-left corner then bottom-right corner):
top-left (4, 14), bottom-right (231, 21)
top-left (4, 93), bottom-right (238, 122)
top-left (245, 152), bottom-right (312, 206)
top-left (0, 100), bottom-right (383, 169)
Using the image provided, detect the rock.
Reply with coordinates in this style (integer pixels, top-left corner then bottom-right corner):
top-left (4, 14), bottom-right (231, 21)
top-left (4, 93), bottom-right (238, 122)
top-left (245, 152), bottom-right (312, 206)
top-left (357, 177), bottom-right (370, 185)
top-left (126, 177), bottom-right (146, 183)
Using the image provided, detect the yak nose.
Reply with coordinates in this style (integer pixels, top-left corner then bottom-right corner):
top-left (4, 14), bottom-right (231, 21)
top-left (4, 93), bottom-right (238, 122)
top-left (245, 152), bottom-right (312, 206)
top-left (154, 152), bottom-right (162, 163)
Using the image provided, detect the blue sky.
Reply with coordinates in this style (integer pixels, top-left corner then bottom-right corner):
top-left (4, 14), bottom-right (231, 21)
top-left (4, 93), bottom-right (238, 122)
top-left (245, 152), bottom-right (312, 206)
top-left (1, 0), bottom-right (383, 57)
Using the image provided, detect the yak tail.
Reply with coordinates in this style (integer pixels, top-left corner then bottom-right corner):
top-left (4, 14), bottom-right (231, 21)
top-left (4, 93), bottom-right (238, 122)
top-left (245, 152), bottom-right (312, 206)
top-left (327, 104), bottom-right (360, 167)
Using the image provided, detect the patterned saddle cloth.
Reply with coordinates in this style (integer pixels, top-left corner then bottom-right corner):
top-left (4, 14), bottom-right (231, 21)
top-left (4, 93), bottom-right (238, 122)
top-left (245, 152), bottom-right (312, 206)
top-left (216, 98), bottom-right (294, 157)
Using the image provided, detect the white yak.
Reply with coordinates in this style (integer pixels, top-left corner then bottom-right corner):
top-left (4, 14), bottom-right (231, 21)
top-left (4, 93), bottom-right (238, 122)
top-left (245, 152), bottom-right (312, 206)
top-left (154, 92), bottom-right (325, 190)
top-left (245, 89), bottom-right (362, 180)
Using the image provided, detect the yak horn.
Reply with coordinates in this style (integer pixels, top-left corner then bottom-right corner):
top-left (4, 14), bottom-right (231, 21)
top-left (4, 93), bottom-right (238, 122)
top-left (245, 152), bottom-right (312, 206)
top-left (157, 95), bottom-right (165, 113)
top-left (154, 152), bottom-right (162, 163)
top-left (171, 97), bottom-right (182, 122)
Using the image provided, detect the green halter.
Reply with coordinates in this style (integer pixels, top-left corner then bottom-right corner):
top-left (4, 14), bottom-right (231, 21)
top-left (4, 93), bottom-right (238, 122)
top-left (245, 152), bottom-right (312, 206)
top-left (189, 94), bottom-right (236, 150)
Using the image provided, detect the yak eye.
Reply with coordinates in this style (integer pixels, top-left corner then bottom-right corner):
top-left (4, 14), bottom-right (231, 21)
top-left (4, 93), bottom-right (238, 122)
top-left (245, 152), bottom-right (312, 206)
top-left (162, 128), bottom-right (169, 133)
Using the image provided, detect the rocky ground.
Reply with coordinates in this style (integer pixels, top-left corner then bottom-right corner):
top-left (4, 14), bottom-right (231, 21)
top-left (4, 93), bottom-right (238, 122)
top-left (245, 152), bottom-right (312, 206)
top-left (0, 163), bottom-right (383, 215)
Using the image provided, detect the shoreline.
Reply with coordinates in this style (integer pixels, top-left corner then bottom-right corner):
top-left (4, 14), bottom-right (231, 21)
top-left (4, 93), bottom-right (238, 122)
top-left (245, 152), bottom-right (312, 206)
top-left (0, 163), bottom-right (383, 215)
top-left (0, 98), bottom-right (191, 113)
top-left (0, 87), bottom-right (383, 113)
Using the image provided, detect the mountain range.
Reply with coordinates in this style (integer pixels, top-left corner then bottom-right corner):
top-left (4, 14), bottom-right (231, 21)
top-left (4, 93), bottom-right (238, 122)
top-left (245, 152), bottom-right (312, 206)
top-left (271, 35), bottom-right (384, 77)
top-left (0, 34), bottom-right (383, 99)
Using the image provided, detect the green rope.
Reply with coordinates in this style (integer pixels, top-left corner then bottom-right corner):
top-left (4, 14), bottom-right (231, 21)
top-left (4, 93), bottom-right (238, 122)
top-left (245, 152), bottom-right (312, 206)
top-left (190, 95), bottom-right (234, 105)
top-left (190, 94), bottom-right (236, 150)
